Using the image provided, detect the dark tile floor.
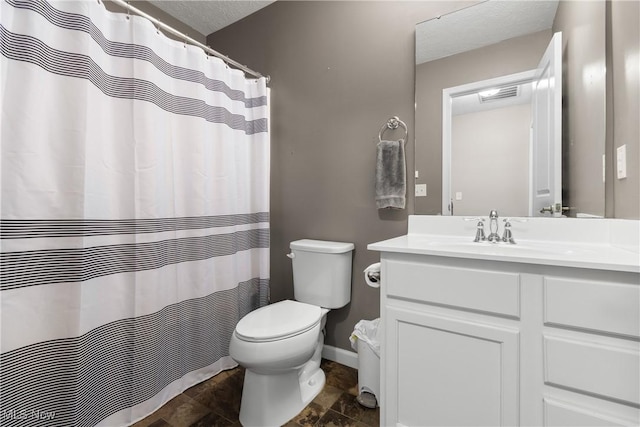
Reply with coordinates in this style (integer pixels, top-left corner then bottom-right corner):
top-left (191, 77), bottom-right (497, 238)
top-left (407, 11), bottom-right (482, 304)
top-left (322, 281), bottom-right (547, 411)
top-left (132, 359), bottom-right (379, 427)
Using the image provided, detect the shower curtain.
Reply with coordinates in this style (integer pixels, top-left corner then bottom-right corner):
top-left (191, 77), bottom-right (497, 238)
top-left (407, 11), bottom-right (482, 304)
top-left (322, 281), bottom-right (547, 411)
top-left (0, 0), bottom-right (269, 426)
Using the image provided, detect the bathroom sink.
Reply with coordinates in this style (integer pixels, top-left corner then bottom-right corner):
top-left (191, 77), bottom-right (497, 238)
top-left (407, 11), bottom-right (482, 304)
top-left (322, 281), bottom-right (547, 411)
top-left (408, 236), bottom-right (599, 257)
top-left (369, 216), bottom-right (640, 273)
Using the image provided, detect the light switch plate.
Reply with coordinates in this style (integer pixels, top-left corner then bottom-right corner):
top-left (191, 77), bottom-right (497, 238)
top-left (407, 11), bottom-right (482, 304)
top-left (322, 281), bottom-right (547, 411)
top-left (415, 184), bottom-right (427, 197)
top-left (617, 145), bottom-right (627, 179)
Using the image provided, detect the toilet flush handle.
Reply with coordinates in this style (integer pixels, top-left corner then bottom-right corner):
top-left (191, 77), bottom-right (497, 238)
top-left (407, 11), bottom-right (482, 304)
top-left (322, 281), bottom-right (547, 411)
top-left (286, 252), bottom-right (295, 259)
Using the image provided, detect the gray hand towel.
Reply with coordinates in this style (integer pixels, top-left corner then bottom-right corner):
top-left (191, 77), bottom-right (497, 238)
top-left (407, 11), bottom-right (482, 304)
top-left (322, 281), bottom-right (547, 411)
top-left (375, 139), bottom-right (406, 209)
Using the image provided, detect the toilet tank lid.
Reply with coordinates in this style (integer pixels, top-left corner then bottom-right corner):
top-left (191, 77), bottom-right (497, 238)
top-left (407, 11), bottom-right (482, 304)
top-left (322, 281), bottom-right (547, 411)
top-left (290, 239), bottom-right (355, 254)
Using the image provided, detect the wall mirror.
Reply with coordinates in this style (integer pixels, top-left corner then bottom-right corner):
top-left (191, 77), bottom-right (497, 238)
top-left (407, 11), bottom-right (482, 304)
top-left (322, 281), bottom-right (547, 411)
top-left (414, 0), bottom-right (608, 218)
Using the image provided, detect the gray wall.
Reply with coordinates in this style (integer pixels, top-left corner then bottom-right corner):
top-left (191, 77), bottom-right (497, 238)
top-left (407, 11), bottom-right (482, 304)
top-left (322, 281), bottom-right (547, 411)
top-left (553, 0), bottom-right (639, 219)
top-left (553, 0), bottom-right (606, 218)
top-left (415, 30), bottom-right (552, 215)
top-left (206, 1), bottom-right (470, 350)
top-left (609, 0), bottom-right (639, 219)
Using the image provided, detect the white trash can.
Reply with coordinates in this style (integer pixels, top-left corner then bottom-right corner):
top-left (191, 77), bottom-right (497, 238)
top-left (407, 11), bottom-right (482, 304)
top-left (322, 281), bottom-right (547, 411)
top-left (350, 318), bottom-right (380, 408)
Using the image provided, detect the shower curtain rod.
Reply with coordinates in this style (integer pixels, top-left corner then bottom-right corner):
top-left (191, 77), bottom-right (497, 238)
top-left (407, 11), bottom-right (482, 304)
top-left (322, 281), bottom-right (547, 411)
top-left (109, 0), bottom-right (270, 83)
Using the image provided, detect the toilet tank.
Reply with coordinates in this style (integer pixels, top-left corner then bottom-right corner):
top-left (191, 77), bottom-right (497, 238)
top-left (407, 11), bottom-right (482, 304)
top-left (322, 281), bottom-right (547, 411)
top-left (289, 239), bottom-right (354, 309)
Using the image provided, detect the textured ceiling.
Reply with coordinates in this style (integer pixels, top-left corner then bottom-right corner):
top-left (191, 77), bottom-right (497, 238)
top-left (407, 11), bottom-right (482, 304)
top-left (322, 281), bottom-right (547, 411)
top-left (148, 0), bottom-right (275, 37)
top-left (416, 0), bottom-right (559, 64)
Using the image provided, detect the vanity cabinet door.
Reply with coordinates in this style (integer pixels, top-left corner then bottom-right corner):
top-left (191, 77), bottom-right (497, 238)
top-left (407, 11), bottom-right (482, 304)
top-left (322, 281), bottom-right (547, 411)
top-left (384, 306), bottom-right (519, 427)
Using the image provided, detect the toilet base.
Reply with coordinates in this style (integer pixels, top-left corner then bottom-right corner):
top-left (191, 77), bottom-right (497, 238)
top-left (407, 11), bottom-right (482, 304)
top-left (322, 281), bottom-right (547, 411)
top-left (238, 364), bottom-right (326, 427)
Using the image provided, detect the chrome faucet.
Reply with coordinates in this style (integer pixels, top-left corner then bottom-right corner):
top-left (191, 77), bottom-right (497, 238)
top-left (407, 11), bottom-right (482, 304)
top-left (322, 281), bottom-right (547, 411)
top-left (463, 217), bottom-right (486, 242)
top-left (466, 211), bottom-right (524, 244)
top-left (487, 210), bottom-right (501, 243)
top-left (501, 218), bottom-right (527, 244)
top-left (473, 220), bottom-right (486, 242)
top-left (502, 220), bottom-right (515, 244)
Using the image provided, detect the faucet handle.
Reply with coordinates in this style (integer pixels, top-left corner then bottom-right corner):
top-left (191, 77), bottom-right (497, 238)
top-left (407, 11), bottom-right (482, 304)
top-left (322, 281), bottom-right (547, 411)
top-left (501, 218), bottom-right (526, 244)
top-left (502, 218), bottom-right (528, 224)
top-left (463, 217), bottom-right (486, 222)
top-left (474, 222), bottom-right (487, 242)
top-left (463, 217), bottom-right (486, 242)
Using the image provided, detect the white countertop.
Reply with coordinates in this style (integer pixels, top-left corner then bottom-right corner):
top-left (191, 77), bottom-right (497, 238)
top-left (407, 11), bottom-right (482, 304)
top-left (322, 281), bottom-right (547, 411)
top-left (368, 216), bottom-right (640, 273)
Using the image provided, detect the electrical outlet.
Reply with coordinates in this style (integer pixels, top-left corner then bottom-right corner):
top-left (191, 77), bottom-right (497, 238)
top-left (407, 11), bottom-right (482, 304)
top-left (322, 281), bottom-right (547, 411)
top-left (415, 184), bottom-right (427, 197)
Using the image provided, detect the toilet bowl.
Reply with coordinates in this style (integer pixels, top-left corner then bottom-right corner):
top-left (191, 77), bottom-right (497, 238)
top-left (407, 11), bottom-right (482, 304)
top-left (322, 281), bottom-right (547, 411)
top-left (229, 239), bottom-right (354, 427)
top-left (229, 300), bottom-right (329, 426)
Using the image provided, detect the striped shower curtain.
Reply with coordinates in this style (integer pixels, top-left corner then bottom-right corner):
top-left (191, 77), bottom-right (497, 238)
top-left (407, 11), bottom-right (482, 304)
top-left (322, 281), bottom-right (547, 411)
top-left (0, 1), bottom-right (269, 425)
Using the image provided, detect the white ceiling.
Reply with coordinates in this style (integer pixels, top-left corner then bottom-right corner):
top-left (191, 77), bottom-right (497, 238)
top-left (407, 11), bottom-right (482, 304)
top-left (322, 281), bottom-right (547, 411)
top-left (148, 0), bottom-right (275, 36)
top-left (148, 1), bottom-right (558, 50)
top-left (416, 0), bottom-right (559, 64)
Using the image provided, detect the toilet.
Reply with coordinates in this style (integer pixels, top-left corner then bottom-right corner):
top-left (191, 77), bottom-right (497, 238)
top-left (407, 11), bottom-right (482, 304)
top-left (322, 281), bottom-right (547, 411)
top-left (229, 239), bottom-right (354, 427)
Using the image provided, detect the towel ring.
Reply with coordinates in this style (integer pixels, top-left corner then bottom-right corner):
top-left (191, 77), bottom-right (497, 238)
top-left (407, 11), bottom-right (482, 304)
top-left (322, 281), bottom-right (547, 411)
top-left (378, 116), bottom-right (408, 142)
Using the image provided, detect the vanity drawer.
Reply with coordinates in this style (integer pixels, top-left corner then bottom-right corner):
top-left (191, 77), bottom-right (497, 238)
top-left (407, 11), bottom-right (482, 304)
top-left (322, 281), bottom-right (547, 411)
top-left (544, 335), bottom-right (640, 405)
top-left (385, 260), bottom-right (520, 318)
top-left (544, 277), bottom-right (640, 338)
top-left (543, 398), bottom-right (634, 426)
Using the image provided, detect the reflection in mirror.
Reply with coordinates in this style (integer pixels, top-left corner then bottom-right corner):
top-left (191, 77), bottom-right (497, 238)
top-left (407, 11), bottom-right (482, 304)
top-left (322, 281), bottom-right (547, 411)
top-left (444, 32), bottom-right (563, 218)
top-left (414, 0), bottom-right (609, 218)
top-left (445, 73), bottom-right (536, 217)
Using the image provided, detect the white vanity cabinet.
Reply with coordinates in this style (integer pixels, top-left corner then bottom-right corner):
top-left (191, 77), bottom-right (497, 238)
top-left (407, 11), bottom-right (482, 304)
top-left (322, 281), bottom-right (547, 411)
top-left (371, 235), bottom-right (640, 427)
top-left (381, 254), bottom-right (523, 427)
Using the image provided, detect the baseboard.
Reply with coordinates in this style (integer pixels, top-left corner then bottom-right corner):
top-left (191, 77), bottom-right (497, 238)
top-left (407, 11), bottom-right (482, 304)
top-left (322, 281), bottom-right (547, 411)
top-left (322, 345), bottom-right (358, 370)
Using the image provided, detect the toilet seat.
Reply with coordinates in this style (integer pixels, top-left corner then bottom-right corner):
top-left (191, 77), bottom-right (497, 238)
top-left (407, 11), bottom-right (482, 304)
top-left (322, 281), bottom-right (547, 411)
top-left (235, 300), bottom-right (321, 342)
